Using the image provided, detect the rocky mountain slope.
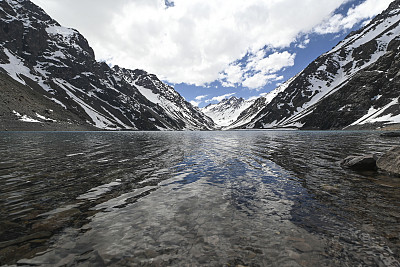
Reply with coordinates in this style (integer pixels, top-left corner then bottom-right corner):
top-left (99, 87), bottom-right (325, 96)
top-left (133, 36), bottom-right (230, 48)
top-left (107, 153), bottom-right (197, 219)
top-left (201, 96), bottom-right (255, 128)
top-left (230, 0), bottom-right (400, 130)
top-left (0, 0), bottom-right (214, 131)
top-left (0, 70), bottom-right (97, 131)
top-left (227, 75), bottom-right (298, 129)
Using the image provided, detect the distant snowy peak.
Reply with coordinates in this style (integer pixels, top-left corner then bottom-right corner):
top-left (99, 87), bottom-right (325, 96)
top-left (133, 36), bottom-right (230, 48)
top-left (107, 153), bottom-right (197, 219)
top-left (201, 96), bottom-right (255, 127)
top-left (226, 74), bottom-right (298, 129)
top-left (0, 0), bottom-right (214, 130)
top-left (230, 0), bottom-right (400, 130)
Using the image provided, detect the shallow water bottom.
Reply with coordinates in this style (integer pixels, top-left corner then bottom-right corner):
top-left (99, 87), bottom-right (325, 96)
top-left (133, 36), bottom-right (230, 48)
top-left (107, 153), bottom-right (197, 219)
top-left (0, 131), bottom-right (399, 266)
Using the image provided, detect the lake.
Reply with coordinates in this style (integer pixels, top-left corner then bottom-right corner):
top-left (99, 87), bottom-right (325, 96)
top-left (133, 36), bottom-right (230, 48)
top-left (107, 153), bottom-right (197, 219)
top-left (0, 131), bottom-right (399, 266)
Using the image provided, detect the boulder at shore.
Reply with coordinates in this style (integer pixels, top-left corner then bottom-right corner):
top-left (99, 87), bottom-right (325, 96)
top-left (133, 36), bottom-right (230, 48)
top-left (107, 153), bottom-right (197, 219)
top-left (376, 146), bottom-right (400, 176)
top-left (340, 155), bottom-right (378, 171)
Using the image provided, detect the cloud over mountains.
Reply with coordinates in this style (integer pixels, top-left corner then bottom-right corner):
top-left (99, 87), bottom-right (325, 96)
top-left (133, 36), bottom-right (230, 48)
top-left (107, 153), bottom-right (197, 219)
top-left (32, 0), bottom-right (392, 89)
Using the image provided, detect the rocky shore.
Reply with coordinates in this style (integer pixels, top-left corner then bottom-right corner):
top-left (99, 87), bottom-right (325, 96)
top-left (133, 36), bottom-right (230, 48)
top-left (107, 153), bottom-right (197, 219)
top-left (341, 144), bottom-right (400, 176)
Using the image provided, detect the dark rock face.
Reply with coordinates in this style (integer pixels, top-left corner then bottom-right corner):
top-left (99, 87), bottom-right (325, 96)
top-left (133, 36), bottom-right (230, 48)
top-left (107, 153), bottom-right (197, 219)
top-left (301, 37), bottom-right (400, 130)
top-left (340, 155), bottom-right (378, 171)
top-left (230, 97), bottom-right (268, 128)
top-left (233, 0), bottom-right (400, 130)
top-left (0, 70), bottom-right (97, 131)
top-left (377, 146), bottom-right (400, 175)
top-left (0, 0), bottom-right (214, 131)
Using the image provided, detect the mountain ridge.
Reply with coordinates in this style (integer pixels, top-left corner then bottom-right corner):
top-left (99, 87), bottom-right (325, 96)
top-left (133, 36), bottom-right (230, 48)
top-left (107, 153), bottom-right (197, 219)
top-left (1, 0), bottom-right (399, 131)
top-left (0, 0), bottom-right (215, 131)
top-left (228, 0), bottom-right (400, 130)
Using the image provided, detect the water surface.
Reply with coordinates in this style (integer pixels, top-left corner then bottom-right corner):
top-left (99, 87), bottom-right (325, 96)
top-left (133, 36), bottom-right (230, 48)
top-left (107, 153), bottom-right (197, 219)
top-left (0, 131), bottom-right (399, 266)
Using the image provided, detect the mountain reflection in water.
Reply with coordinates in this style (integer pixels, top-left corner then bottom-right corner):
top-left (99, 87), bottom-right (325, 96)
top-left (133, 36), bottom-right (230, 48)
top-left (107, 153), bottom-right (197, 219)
top-left (0, 131), bottom-right (399, 266)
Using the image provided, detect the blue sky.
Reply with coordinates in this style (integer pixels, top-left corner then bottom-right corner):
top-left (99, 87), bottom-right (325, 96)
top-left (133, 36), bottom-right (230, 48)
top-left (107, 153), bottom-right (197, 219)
top-left (175, 0), bottom-right (392, 107)
top-left (175, 32), bottom-right (351, 107)
top-left (32, 0), bottom-right (393, 107)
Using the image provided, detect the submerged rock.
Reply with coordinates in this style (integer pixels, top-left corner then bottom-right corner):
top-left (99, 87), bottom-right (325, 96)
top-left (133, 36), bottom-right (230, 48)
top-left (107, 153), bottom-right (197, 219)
top-left (377, 146), bottom-right (400, 175)
top-left (340, 154), bottom-right (378, 171)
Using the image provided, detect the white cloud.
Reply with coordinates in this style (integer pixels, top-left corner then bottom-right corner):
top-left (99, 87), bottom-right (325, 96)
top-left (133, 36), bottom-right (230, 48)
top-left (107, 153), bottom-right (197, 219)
top-left (190, 94), bottom-right (208, 106)
top-left (220, 50), bottom-right (295, 89)
top-left (195, 95), bottom-right (208, 101)
top-left (31, 0), bottom-right (351, 86)
top-left (247, 51), bottom-right (296, 75)
top-left (314, 0), bottom-right (393, 34)
top-left (297, 38), bottom-right (310, 49)
top-left (205, 93), bottom-right (236, 103)
top-left (220, 64), bottom-right (243, 87)
top-left (242, 73), bottom-right (283, 90)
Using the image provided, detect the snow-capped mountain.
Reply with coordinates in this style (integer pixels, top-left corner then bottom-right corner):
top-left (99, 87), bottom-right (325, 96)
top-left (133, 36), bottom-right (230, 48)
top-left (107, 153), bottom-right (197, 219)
top-left (0, 0), bottom-right (214, 131)
top-left (231, 0), bottom-right (400, 130)
top-left (226, 75), bottom-right (298, 129)
top-left (201, 96), bottom-right (255, 127)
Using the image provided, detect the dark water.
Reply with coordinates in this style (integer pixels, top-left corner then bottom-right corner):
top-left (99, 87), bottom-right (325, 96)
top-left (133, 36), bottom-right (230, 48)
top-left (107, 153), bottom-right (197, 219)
top-left (0, 131), bottom-right (399, 266)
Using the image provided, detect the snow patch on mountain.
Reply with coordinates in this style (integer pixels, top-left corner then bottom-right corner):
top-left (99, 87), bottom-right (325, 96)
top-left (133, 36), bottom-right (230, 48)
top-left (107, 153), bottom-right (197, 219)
top-left (12, 110), bottom-right (40, 123)
top-left (135, 83), bottom-right (162, 105)
top-left (1, 49), bottom-right (32, 85)
top-left (46, 25), bottom-right (76, 38)
top-left (348, 98), bottom-right (400, 126)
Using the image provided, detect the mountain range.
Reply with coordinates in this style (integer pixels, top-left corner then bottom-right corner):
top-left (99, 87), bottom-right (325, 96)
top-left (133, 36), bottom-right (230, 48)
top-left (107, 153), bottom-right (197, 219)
top-left (0, 0), bottom-right (399, 131)
top-left (0, 0), bottom-right (214, 131)
top-left (223, 0), bottom-right (400, 130)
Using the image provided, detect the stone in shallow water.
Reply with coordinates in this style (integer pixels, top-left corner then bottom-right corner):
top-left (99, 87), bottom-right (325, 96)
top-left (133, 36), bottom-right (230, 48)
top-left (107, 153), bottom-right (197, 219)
top-left (340, 154), bottom-right (378, 171)
top-left (377, 146), bottom-right (400, 176)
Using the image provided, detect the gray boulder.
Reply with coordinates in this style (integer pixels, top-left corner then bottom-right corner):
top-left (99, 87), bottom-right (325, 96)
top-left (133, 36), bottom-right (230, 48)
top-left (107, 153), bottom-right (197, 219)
top-left (377, 146), bottom-right (400, 175)
top-left (341, 154), bottom-right (378, 171)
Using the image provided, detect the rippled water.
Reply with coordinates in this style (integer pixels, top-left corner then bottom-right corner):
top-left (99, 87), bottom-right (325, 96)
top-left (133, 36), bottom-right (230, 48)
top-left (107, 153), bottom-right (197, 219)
top-left (0, 131), bottom-right (399, 266)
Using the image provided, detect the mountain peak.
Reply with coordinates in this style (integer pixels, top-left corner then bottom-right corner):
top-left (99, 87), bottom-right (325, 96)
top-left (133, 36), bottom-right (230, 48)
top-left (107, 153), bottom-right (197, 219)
top-left (0, 0), bottom-right (214, 131)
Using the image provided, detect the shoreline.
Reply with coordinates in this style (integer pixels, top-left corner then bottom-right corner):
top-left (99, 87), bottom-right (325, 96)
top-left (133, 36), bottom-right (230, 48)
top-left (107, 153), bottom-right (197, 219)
top-left (1, 121), bottom-right (399, 132)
